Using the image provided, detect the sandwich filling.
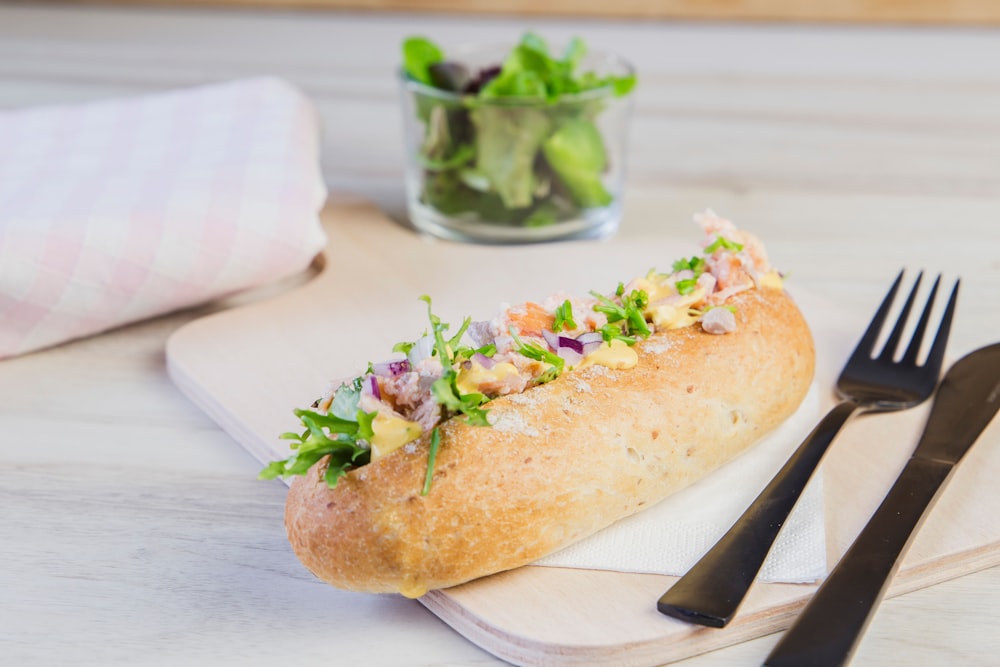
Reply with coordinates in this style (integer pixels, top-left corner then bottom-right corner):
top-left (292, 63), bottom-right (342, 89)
top-left (260, 211), bottom-right (782, 490)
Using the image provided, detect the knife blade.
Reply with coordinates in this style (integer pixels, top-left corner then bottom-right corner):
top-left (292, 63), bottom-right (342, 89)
top-left (764, 343), bottom-right (1000, 667)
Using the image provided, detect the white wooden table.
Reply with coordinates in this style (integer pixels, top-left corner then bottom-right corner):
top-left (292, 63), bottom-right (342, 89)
top-left (2, 5), bottom-right (999, 665)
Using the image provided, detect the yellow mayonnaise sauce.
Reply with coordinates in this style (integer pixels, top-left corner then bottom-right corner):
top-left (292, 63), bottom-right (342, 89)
top-left (643, 281), bottom-right (706, 330)
top-left (579, 339), bottom-right (639, 370)
top-left (369, 412), bottom-right (423, 461)
top-left (455, 360), bottom-right (520, 396)
top-left (759, 271), bottom-right (784, 290)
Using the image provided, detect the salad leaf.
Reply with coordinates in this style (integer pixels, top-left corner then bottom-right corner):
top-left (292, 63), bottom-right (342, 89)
top-left (522, 203), bottom-right (559, 228)
top-left (612, 74), bottom-right (637, 96)
top-left (420, 295), bottom-right (491, 426)
top-left (427, 62), bottom-right (471, 93)
top-left (478, 32), bottom-right (629, 102)
top-left (259, 407), bottom-right (374, 487)
top-left (562, 36), bottom-right (587, 71)
top-left (402, 31), bottom-right (636, 229)
top-left (542, 118), bottom-right (612, 208)
top-left (420, 105), bottom-right (453, 162)
top-left (329, 378), bottom-right (362, 421)
top-left (431, 375), bottom-right (490, 426)
top-left (479, 37), bottom-right (550, 99)
top-left (470, 105), bottom-right (553, 209)
top-left (420, 143), bottom-right (475, 172)
top-left (403, 36), bottom-right (444, 85)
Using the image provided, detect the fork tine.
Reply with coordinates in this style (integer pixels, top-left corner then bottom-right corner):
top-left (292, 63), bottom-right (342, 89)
top-left (900, 275), bottom-right (941, 365)
top-left (922, 279), bottom-right (959, 374)
top-left (877, 271), bottom-right (923, 361)
top-left (853, 269), bottom-right (905, 359)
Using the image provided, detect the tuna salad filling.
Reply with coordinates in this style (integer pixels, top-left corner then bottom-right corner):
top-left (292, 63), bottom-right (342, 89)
top-left (260, 211), bottom-right (783, 490)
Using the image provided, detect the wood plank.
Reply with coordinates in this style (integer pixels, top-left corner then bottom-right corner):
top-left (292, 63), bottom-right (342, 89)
top-left (46, 0), bottom-right (1000, 25)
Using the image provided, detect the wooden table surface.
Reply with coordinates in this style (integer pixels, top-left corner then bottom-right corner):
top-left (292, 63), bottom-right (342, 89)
top-left (2, 5), bottom-right (999, 666)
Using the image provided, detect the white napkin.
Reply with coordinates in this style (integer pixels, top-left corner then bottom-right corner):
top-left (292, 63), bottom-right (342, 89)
top-left (0, 77), bottom-right (327, 359)
top-left (534, 383), bottom-right (827, 583)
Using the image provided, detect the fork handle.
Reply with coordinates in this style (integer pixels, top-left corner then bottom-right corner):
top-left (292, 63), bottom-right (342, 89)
top-left (764, 456), bottom-right (954, 667)
top-left (657, 400), bottom-right (859, 627)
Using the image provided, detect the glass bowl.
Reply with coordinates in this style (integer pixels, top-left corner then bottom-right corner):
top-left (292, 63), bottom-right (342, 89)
top-left (398, 45), bottom-right (635, 244)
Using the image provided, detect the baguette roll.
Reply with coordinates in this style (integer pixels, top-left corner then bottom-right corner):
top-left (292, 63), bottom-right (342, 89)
top-left (284, 284), bottom-right (814, 598)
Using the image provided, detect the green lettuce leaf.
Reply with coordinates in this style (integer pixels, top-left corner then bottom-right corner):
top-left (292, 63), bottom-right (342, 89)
top-left (403, 36), bottom-right (444, 85)
top-left (258, 406), bottom-right (374, 488)
top-left (404, 31), bottom-right (636, 225)
top-left (542, 117), bottom-right (612, 208)
top-left (470, 105), bottom-right (553, 209)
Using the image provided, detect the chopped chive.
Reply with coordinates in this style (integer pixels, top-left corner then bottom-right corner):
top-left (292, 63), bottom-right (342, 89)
top-left (675, 278), bottom-right (698, 295)
top-left (704, 236), bottom-right (744, 254)
top-left (553, 299), bottom-right (576, 332)
top-left (421, 427), bottom-right (442, 496)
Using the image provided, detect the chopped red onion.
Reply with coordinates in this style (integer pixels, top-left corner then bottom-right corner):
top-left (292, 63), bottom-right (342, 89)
top-left (702, 307), bottom-right (737, 335)
top-left (372, 359), bottom-right (411, 377)
top-left (467, 321), bottom-right (494, 348)
top-left (472, 352), bottom-right (496, 369)
top-left (576, 332), bottom-right (605, 356)
top-left (407, 335), bottom-right (434, 365)
top-left (558, 335), bottom-right (584, 354)
top-left (539, 329), bottom-right (602, 365)
top-left (557, 347), bottom-right (584, 366)
top-left (541, 329), bottom-right (560, 351)
top-left (368, 375), bottom-right (381, 401)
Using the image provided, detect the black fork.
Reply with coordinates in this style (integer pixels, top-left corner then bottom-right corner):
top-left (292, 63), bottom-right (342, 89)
top-left (657, 270), bottom-right (959, 627)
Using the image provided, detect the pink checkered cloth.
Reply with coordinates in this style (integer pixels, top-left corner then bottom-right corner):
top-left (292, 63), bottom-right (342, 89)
top-left (0, 77), bottom-right (328, 360)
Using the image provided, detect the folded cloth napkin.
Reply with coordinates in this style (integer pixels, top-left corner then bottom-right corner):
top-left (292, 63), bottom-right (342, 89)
top-left (535, 383), bottom-right (827, 583)
top-left (0, 77), bottom-right (327, 360)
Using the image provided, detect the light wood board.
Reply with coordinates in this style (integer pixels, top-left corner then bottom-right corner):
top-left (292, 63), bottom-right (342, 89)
top-left (166, 195), bottom-right (1000, 666)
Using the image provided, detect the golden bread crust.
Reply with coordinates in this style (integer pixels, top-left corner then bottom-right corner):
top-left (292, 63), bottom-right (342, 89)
top-left (284, 287), bottom-right (815, 597)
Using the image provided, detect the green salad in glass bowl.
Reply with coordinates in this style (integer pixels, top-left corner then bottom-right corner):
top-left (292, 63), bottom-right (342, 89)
top-left (398, 32), bottom-right (637, 243)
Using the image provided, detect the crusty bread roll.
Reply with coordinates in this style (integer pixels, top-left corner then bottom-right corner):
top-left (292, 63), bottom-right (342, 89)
top-left (284, 285), bottom-right (814, 598)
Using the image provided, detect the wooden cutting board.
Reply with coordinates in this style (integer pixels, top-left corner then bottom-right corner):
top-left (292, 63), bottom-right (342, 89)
top-left (166, 195), bottom-right (1000, 666)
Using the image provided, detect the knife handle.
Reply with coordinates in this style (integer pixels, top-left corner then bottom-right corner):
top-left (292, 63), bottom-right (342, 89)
top-left (764, 456), bottom-right (954, 667)
top-left (657, 400), bottom-right (859, 627)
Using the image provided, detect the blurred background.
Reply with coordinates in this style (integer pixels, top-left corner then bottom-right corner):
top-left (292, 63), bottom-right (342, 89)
top-left (15, 0), bottom-right (1000, 22)
top-left (2, 1), bottom-right (999, 299)
top-left (5, 2), bottom-right (997, 228)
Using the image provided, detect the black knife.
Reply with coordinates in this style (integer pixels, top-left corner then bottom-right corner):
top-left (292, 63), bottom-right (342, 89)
top-left (765, 342), bottom-right (1000, 667)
